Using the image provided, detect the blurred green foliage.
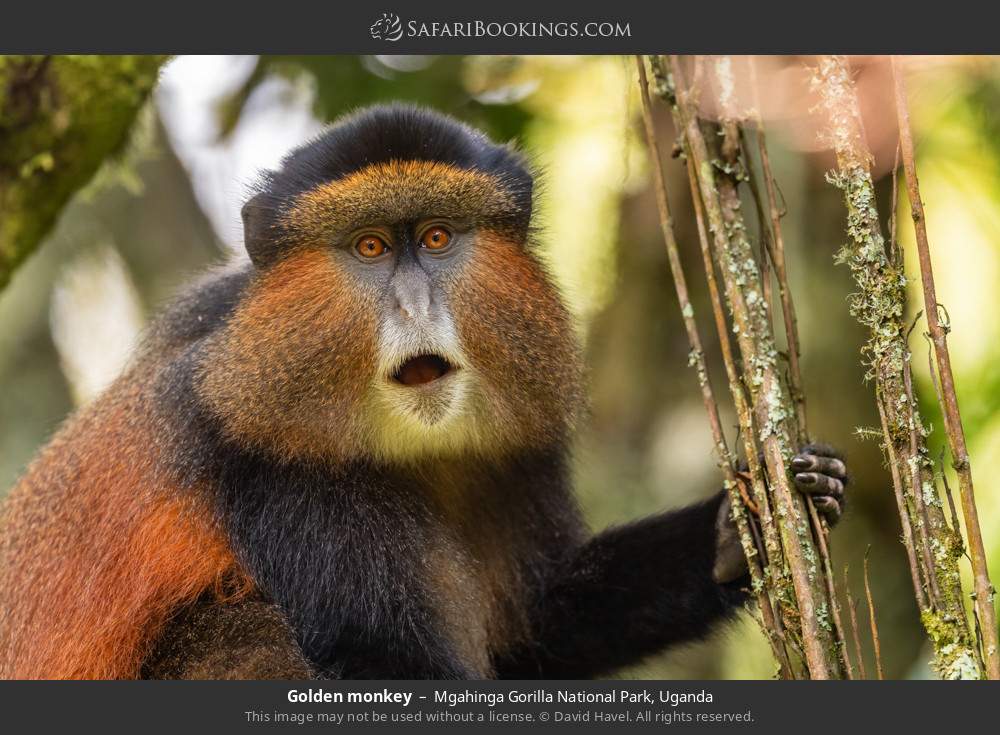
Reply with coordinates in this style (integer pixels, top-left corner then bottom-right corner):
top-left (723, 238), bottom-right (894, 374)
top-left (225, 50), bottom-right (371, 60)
top-left (218, 56), bottom-right (532, 143)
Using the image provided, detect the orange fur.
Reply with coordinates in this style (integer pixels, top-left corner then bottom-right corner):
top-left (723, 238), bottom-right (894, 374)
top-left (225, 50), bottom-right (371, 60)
top-left (286, 160), bottom-right (516, 248)
top-left (448, 234), bottom-right (583, 446)
top-left (197, 249), bottom-right (379, 462)
top-left (0, 377), bottom-right (250, 679)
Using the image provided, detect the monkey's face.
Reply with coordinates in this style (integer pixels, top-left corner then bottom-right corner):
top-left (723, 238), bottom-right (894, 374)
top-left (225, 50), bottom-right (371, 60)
top-left (202, 160), bottom-right (582, 464)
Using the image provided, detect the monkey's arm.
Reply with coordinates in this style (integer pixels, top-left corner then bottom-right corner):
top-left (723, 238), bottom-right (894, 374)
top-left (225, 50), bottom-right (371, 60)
top-left (497, 445), bottom-right (849, 679)
top-left (496, 491), bottom-right (744, 679)
top-left (141, 598), bottom-right (316, 680)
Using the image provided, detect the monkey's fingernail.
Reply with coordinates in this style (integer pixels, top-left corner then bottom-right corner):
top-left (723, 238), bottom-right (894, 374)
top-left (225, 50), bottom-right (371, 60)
top-left (792, 457), bottom-right (813, 471)
top-left (796, 473), bottom-right (816, 485)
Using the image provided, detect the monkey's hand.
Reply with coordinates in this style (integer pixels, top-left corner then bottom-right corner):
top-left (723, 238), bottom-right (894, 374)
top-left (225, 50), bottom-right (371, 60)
top-left (712, 444), bottom-right (849, 584)
top-left (790, 443), bottom-right (849, 524)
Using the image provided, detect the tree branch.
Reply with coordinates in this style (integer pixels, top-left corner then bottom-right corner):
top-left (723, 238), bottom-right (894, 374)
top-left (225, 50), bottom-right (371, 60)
top-left (635, 56), bottom-right (794, 679)
top-left (641, 54), bottom-right (844, 679)
top-left (0, 55), bottom-right (167, 289)
top-left (890, 56), bottom-right (999, 679)
top-left (816, 54), bottom-right (982, 679)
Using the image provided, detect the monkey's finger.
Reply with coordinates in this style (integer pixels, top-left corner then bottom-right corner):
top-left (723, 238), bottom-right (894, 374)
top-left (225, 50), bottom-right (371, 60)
top-left (799, 442), bottom-right (842, 460)
top-left (794, 472), bottom-right (845, 499)
top-left (791, 453), bottom-right (848, 480)
top-left (812, 495), bottom-right (843, 525)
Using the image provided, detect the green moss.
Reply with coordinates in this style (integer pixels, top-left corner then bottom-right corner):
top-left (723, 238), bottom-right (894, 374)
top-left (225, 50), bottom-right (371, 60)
top-left (646, 55), bottom-right (675, 104)
top-left (816, 602), bottom-right (831, 632)
top-left (921, 610), bottom-right (982, 679)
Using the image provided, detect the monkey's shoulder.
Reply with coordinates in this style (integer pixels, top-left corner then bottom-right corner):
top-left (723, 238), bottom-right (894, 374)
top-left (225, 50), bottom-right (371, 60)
top-left (142, 261), bottom-right (255, 356)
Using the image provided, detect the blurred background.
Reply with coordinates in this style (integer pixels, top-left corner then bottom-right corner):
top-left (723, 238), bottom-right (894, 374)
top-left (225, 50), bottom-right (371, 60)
top-left (1, 55), bottom-right (998, 679)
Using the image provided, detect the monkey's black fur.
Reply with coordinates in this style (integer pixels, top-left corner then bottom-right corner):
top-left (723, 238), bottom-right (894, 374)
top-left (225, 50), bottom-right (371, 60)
top-left (142, 597), bottom-right (314, 679)
top-left (269, 105), bottom-right (531, 198)
top-left (495, 498), bottom-right (746, 678)
top-left (145, 266), bottom-right (253, 351)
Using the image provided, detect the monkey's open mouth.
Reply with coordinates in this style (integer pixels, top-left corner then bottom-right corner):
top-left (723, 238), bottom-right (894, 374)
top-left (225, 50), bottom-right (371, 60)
top-left (392, 354), bottom-right (456, 387)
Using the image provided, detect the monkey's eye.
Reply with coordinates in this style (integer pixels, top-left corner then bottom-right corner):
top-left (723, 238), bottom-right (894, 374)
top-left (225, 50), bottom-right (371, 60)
top-left (420, 226), bottom-right (452, 251)
top-left (355, 235), bottom-right (389, 259)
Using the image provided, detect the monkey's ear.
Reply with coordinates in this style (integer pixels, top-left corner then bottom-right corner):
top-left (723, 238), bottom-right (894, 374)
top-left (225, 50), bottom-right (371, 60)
top-left (241, 193), bottom-right (279, 268)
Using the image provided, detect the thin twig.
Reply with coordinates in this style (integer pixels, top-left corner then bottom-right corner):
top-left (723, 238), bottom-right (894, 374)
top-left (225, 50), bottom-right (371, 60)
top-left (902, 359), bottom-right (942, 604)
top-left (937, 448), bottom-right (963, 544)
top-left (875, 391), bottom-right (928, 610)
top-left (927, 346), bottom-right (965, 543)
top-left (746, 56), bottom-right (808, 443)
top-left (740, 126), bottom-right (775, 335)
top-left (863, 548), bottom-right (884, 679)
top-left (807, 499), bottom-right (854, 678)
top-left (844, 566), bottom-right (868, 679)
top-left (888, 141), bottom-right (901, 264)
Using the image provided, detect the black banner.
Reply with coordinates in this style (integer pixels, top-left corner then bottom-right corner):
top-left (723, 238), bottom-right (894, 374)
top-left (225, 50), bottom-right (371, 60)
top-left (0, 680), bottom-right (995, 733)
top-left (0, 0), bottom-right (997, 54)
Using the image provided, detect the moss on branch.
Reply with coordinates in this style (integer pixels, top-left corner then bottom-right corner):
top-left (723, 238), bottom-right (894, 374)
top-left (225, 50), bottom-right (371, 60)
top-left (0, 55), bottom-right (167, 289)
top-left (817, 55), bottom-right (981, 680)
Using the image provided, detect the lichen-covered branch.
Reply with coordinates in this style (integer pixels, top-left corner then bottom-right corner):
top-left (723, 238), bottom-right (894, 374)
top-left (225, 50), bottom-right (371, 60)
top-left (745, 56), bottom-right (807, 441)
top-left (644, 54), bottom-right (844, 679)
top-left (743, 56), bottom-right (853, 678)
top-left (815, 54), bottom-right (981, 679)
top-left (890, 57), bottom-right (999, 679)
top-left (635, 56), bottom-right (794, 679)
top-left (0, 55), bottom-right (166, 289)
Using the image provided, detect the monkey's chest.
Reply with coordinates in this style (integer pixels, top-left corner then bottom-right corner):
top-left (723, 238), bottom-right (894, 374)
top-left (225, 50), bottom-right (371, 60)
top-left (211, 455), bottom-right (538, 678)
top-left (341, 522), bottom-right (527, 677)
top-left (240, 499), bottom-right (528, 678)
top-left (420, 531), bottom-right (527, 677)
top-left (323, 504), bottom-right (529, 679)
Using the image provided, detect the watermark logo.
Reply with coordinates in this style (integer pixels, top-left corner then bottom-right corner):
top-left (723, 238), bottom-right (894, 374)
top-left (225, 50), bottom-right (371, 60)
top-left (367, 16), bottom-right (632, 42)
top-left (370, 13), bottom-right (403, 41)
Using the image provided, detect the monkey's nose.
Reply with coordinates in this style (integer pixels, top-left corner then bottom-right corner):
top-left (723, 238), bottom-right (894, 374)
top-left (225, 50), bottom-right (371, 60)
top-left (391, 274), bottom-right (431, 321)
top-left (395, 296), bottom-right (429, 321)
